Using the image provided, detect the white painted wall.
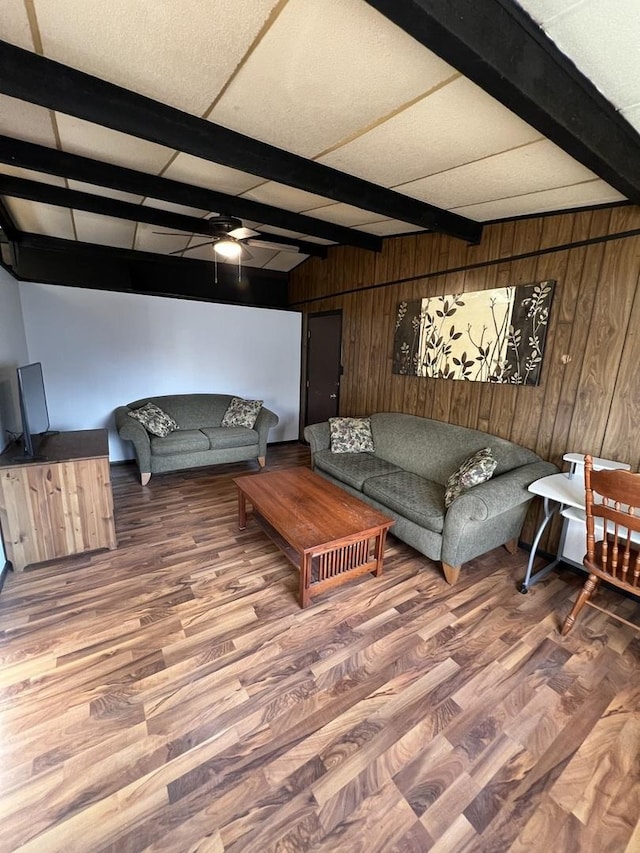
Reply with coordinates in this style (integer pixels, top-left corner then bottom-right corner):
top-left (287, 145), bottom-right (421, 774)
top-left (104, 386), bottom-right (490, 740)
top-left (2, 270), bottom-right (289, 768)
top-left (0, 266), bottom-right (30, 566)
top-left (0, 267), bottom-right (29, 447)
top-left (19, 284), bottom-right (302, 460)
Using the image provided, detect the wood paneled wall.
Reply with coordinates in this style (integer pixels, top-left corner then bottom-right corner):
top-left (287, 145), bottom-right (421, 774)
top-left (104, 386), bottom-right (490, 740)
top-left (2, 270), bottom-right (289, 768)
top-left (290, 205), bottom-right (640, 548)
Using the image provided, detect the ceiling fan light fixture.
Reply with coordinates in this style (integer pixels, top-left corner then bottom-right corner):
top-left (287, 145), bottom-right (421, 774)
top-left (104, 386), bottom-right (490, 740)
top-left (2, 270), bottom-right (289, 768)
top-left (214, 238), bottom-right (242, 259)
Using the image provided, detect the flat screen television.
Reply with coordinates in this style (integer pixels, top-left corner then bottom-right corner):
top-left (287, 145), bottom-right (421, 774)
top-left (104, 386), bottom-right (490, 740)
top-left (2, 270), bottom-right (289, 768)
top-left (16, 362), bottom-right (50, 459)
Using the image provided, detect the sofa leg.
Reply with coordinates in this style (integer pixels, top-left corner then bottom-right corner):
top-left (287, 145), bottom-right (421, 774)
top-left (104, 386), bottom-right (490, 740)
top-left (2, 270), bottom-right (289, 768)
top-left (140, 472), bottom-right (151, 486)
top-left (504, 537), bottom-right (518, 555)
top-left (442, 562), bottom-right (461, 585)
top-left (258, 456), bottom-right (266, 468)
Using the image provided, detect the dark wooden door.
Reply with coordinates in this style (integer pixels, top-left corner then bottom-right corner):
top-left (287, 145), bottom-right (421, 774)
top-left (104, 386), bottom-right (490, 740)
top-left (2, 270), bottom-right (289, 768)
top-left (305, 311), bottom-right (342, 425)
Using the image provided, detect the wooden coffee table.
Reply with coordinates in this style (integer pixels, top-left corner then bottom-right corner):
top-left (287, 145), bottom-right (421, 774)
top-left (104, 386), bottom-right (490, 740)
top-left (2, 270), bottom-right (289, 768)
top-left (233, 467), bottom-right (394, 608)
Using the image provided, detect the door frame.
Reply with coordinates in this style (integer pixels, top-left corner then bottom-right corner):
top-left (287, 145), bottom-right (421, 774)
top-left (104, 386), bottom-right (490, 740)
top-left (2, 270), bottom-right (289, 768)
top-left (300, 309), bottom-right (343, 438)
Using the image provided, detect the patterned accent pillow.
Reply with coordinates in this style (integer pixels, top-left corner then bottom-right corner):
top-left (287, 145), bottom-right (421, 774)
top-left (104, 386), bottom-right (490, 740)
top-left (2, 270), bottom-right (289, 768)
top-left (444, 447), bottom-right (497, 508)
top-left (329, 417), bottom-right (375, 453)
top-left (128, 402), bottom-right (179, 437)
top-left (221, 397), bottom-right (263, 428)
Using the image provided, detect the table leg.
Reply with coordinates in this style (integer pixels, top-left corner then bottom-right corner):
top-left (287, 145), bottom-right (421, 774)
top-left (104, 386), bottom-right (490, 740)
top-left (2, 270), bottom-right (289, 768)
top-left (373, 528), bottom-right (388, 576)
top-left (520, 496), bottom-right (561, 593)
top-left (300, 552), bottom-right (312, 608)
top-left (237, 490), bottom-right (247, 530)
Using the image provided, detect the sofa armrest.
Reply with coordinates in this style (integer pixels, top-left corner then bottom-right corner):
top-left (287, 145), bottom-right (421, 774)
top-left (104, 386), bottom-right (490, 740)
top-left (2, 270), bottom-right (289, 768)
top-left (115, 405), bottom-right (151, 472)
top-left (441, 459), bottom-right (558, 568)
top-left (303, 422), bottom-right (331, 461)
top-left (445, 460), bottom-right (558, 524)
top-left (254, 406), bottom-right (279, 455)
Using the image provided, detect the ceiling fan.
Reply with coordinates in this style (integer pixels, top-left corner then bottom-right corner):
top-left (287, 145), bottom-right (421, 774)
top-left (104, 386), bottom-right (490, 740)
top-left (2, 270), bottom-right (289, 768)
top-left (157, 215), bottom-right (301, 261)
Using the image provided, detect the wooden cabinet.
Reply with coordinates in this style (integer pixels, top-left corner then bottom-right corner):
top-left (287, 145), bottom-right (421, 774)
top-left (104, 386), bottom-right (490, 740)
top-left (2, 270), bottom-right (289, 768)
top-left (0, 430), bottom-right (116, 572)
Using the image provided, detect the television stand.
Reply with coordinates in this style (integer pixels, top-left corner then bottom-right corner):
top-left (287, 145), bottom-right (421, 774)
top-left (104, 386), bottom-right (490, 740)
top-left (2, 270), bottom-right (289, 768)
top-left (8, 440), bottom-right (47, 463)
top-left (0, 429), bottom-right (117, 572)
top-left (9, 454), bottom-right (46, 463)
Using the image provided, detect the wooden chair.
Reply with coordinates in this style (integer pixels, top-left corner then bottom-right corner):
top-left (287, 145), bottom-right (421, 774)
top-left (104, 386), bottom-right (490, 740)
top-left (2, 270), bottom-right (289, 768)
top-left (561, 454), bottom-right (640, 635)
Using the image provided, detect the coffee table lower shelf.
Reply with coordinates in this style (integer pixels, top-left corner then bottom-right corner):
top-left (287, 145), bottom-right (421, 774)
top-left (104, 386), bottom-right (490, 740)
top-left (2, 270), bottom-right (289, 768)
top-left (252, 510), bottom-right (390, 607)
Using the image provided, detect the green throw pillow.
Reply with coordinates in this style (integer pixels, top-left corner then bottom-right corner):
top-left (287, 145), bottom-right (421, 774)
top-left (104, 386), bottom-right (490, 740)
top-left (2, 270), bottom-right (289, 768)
top-left (444, 447), bottom-right (497, 508)
top-left (221, 397), bottom-right (263, 428)
top-left (128, 402), bottom-right (179, 437)
top-left (329, 416), bottom-right (375, 453)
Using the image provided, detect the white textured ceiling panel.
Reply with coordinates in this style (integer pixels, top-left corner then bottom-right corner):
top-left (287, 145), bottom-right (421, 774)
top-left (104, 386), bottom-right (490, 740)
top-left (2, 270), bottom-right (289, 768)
top-left (56, 114), bottom-right (173, 174)
top-left (516, 1), bottom-right (640, 120)
top-left (353, 220), bottom-right (424, 236)
top-left (400, 140), bottom-right (598, 209)
top-left (4, 197), bottom-right (75, 238)
top-left (320, 77), bottom-right (542, 186)
top-left (163, 153), bottom-right (261, 196)
top-left (33, 0), bottom-right (282, 115)
top-left (134, 223), bottom-right (191, 255)
top-left (0, 165), bottom-right (66, 186)
top-left (67, 180), bottom-right (143, 205)
top-left (263, 251), bottom-right (308, 272)
top-left (452, 179), bottom-right (625, 222)
top-left (304, 203), bottom-right (388, 227)
top-left (237, 244), bottom-right (278, 268)
top-left (0, 0), bottom-right (35, 50)
top-left (73, 210), bottom-right (136, 248)
top-left (143, 198), bottom-right (209, 219)
top-left (0, 95), bottom-right (58, 147)
top-left (514, 0), bottom-right (579, 16)
top-left (256, 225), bottom-right (333, 245)
top-left (241, 182), bottom-right (334, 213)
top-left (210, 0), bottom-right (455, 157)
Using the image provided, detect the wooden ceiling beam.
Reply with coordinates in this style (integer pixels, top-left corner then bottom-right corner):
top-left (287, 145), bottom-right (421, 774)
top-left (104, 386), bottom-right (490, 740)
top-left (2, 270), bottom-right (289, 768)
top-left (0, 40), bottom-right (482, 243)
top-left (365, 0), bottom-right (640, 203)
top-left (0, 135), bottom-right (372, 251)
top-left (0, 195), bottom-right (18, 240)
top-left (0, 174), bottom-right (327, 258)
top-left (13, 233), bottom-right (290, 309)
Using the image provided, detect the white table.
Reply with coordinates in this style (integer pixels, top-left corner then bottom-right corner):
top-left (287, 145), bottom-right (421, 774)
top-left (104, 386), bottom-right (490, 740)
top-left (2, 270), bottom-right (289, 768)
top-left (521, 453), bottom-right (630, 593)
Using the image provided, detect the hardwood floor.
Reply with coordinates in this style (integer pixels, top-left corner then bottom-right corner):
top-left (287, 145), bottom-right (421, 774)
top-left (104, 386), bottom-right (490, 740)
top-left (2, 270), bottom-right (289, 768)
top-left (1, 443), bottom-right (638, 852)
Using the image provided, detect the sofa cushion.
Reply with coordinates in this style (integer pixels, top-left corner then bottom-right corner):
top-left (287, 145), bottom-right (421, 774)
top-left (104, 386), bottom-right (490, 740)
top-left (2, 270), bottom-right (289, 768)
top-left (128, 402), bottom-right (179, 437)
top-left (150, 429), bottom-right (210, 456)
top-left (444, 447), bottom-right (497, 508)
top-left (221, 397), bottom-right (263, 428)
top-left (314, 450), bottom-right (402, 490)
top-left (363, 472), bottom-right (446, 533)
top-left (128, 395), bottom-right (233, 430)
top-left (329, 416), bottom-right (375, 453)
top-left (369, 413), bottom-right (540, 484)
top-left (201, 426), bottom-right (258, 450)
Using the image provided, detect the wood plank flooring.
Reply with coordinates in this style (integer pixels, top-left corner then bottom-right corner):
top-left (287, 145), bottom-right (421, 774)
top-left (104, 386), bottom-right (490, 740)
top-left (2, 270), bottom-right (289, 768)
top-left (1, 443), bottom-right (639, 852)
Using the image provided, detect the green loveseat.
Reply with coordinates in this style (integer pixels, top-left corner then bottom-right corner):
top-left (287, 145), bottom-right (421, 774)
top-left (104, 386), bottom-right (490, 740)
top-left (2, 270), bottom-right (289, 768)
top-left (115, 394), bottom-right (279, 485)
top-left (304, 412), bottom-right (557, 585)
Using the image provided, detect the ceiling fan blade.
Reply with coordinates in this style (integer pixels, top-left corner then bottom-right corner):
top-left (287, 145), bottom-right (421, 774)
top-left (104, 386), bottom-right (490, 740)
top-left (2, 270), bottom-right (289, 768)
top-left (245, 238), bottom-right (299, 253)
top-left (228, 226), bottom-right (260, 240)
top-left (152, 230), bottom-right (193, 236)
top-left (169, 239), bottom-right (213, 255)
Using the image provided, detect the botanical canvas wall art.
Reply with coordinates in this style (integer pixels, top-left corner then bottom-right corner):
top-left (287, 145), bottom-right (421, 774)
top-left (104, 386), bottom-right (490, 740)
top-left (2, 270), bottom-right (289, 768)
top-left (393, 280), bottom-right (555, 386)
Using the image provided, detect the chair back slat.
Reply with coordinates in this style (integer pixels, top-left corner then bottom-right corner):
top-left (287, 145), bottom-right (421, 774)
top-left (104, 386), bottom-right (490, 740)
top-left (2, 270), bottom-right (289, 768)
top-left (561, 456), bottom-right (640, 635)
top-left (584, 455), bottom-right (640, 590)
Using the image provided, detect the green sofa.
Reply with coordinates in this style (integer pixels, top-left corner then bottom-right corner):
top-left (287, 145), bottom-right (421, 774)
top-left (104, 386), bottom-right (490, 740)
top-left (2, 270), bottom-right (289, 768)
top-left (304, 413), bottom-right (557, 585)
top-left (115, 394), bottom-right (279, 485)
